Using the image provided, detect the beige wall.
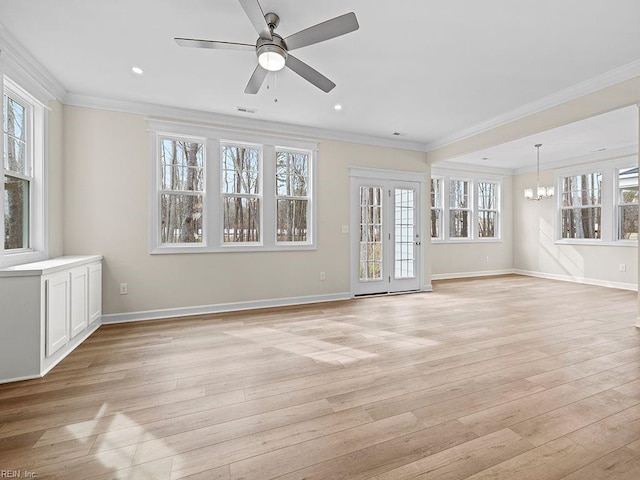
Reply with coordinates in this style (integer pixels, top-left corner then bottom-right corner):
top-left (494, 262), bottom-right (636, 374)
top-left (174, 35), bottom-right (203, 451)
top-left (513, 169), bottom-right (638, 288)
top-left (431, 176), bottom-right (513, 277)
top-left (61, 106), bottom-right (429, 316)
top-left (47, 99), bottom-right (64, 257)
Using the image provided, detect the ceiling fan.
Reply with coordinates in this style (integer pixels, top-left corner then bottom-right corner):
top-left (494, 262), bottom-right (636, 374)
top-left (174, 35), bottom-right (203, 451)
top-left (175, 0), bottom-right (359, 94)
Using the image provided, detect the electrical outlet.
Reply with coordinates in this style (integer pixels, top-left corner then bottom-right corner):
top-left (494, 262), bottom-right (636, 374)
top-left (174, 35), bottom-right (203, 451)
top-left (619, 264), bottom-right (626, 272)
top-left (320, 272), bottom-right (326, 281)
top-left (120, 283), bottom-right (128, 295)
top-left (341, 225), bottom-right (349, 234)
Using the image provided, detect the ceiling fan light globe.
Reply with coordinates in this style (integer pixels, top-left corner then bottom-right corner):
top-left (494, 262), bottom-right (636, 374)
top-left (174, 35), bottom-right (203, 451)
top-left (257, 46), bottom-right (286, 71)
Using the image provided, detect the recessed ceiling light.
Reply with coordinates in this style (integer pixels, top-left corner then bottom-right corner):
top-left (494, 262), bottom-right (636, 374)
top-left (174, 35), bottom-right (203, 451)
top-left (131, 66), bottom-right (144, 75)
top-left (334, 104), bottom-right (342, 111)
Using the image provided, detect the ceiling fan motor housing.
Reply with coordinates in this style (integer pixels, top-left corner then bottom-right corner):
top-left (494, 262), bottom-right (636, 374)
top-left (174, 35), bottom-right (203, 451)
top-left (256, 34), bottom-right (288, 70)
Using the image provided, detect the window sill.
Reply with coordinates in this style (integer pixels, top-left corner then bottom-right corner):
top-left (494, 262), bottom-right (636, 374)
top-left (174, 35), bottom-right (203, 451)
top-left (554, 239), bottom-right (638, 247)
top-left (150, 244), bottom-right (317, 254)
top-left (0, 250), bottom-right (48, 269)
top-left (432, 238), bottom-right (503, 245)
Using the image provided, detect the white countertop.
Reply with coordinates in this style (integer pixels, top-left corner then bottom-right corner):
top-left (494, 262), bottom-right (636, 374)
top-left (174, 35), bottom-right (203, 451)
top-left (0, 255), bottom-right (103, 277)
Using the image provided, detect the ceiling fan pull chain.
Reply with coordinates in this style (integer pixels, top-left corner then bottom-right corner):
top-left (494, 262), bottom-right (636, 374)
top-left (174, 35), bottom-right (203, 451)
top-left (274, 72), bottom-right (278, 103)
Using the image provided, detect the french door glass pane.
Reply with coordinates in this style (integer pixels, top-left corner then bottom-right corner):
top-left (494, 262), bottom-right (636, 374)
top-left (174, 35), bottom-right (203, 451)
top-left (4, 175), bottom-right (29, 250)
top-left (359, 186), bottom-right (382, 281)
top-left (223, 196), bottom-right (260, 243)
top-left (394, 188), bottom-right (415, 279)
top-left (277, 199), bottom-right (308, 242)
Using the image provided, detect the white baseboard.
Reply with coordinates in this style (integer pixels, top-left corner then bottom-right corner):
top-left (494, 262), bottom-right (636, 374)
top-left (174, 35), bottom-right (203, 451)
top-left (101, 292), bottom-right (353, 325)
top-left (513, 269), bottom-right (638, 292)
top-left (431, 269), bottom-right (514, 281)
top-left (422, 284), bottom-right (433, 292)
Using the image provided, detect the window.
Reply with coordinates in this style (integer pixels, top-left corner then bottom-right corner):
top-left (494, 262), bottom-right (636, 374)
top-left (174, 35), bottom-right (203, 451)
top-left (617, 167), bottom-right (638, 240)
top-left (222, 144), bottom-right (261, 243)
top-left (431, 170), bottom-right (502, 242)
top-left (560, 172), bottom-right (602, 239)
top-left (1, 76), bottom-right (46, 267)
top-left (276, 150), bottom-right (310, 243)
top-left (160, 137), bottom-right (205, 244)
top-left (430, 177), bottom-right (442, 239)
top-left (3, 92), bottom-right (30, 250)
top-left (449, 179), bottom-right (471, 239)
top-left (149, 119), bottom-right (316, 253)
top-left (477, 181), bottom-right (499, 238)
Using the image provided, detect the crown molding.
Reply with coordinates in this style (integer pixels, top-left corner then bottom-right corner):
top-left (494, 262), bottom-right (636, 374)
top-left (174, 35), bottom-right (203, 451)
top-left (0, 23), bottom-right (66, 102)
top-left (426, 60), bottom-right (640, 152)
top-left (64, 93), bottom-right (429, 153)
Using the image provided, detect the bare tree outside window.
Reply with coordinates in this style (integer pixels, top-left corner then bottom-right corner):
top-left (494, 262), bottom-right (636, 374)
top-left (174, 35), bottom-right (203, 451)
top-left (449, 179), bottom-right (470, 238)
top-left (561, 172), bottom-right (602, 239)
top-left (618, 167), bottom-right (639, 240)
top-left (3, 93), bottom-right (29, 250)
top-left (430, 177), bottom-right (441, 238)
top-left (276, 151), bottom-right (309, 242)
top-left (160, 138), bottom-right (204, 244)
top-left (222, 145), bottom-right (260, 243)
top-left (477, 181), bottom-right (498, 238)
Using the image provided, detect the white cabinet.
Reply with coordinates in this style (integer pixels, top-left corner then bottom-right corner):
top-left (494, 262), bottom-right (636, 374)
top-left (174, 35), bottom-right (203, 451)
top-left (0, 255), bottom-right (103, 383)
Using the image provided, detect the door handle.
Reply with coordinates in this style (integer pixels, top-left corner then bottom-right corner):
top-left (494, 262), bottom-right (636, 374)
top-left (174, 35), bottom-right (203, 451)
top-left (415, 241), bottom-right (421, 245)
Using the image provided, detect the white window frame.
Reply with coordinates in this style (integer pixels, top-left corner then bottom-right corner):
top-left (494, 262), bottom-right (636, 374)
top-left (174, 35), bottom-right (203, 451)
top-left (275, 148), bottom-right (313, 246)
top-left (476, 180), bottom-right (500, 239)
top-left (0, 75), bottom-right (47, 268)
top-left (220, 141), bottom-right (263, 246)
top-left (616, 165), bottom-right (638, 243)
top-left (430, 176), bottom-right (443, 240)
top-left (148, 119), bottom-right (317, 254)
top-left (431, 168), bottom-right (503, 243)
top-left (554, 157), bottom-right (638, 246)
top-left (157, 134), bottom-right (207, 248)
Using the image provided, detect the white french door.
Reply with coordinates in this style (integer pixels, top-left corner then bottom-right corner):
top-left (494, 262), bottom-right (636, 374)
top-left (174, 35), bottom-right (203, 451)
top-left (351, 175), bottom-right (422, 296)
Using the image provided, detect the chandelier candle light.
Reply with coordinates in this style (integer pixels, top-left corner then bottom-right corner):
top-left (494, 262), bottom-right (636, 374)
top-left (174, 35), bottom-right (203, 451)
top-left (524, 143), bottom-right (554, 200)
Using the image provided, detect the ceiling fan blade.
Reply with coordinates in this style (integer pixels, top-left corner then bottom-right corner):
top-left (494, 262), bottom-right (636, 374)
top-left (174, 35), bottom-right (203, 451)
top-left (175, 38), bottom-right (255, 51)
top-left (244, 65), bottom-right (268, 94)
top-left (284, 12), bottom-right (359, 51)
top-left (285, 54), bottom-right (335, 93)
top-left (237, 0), bottom-right (272, 40)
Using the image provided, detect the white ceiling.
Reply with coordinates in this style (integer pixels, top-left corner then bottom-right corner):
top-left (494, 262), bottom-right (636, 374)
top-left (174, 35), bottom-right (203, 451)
top-left (443, 105), bottom-right (639, 173)
top-left (0, 0), bottom-right (639, 151)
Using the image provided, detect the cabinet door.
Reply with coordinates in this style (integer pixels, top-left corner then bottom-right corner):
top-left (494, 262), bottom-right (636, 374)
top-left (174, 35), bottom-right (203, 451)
top-left (46, 272), bottom-right (70, 356)
top-left (70, 267), bottom-right (89, 338)
top-left (88, 263), bottom-right (102, 324)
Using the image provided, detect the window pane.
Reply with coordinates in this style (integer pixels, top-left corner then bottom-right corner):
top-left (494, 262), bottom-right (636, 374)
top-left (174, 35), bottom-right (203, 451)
top-left (359, 186), bottom-right (383, 281)
top-left (3, 94), bottom-right (28, 175)
top-left (478, 211), bottom-right (497, 238)
top-left (276, 151), bottom-right (309, 196)
top-left (223, 197), bottom-right (260, 242)
top-left (160, 140), bottom-right (203, 191)
top-left (450, 180), bottom-right (469, 208)
top-left (4, 175), bottom-right (29, 250)
top-left (431, 209), bottom-right (440, 238)
top-left (430, 178), bottom-right (441, 208)
top-left (619, 205), bottom-right (639, 240)
top-left (277, 199), bottom-right (308, 242)
top-left (477, 182), bottom-right (496, 210)
top-left (619, 167), bottom-right (638, 204)
top-left (449, 210), bottom-right (470, 238)
top-left (222, 145), bottom-right (260, 194)
top-left (561, 207), bottom-right (601, 239)
top-left (160, 194), bottom-right (203, 243)
top-left (561, 173), bottom-right (601, 207)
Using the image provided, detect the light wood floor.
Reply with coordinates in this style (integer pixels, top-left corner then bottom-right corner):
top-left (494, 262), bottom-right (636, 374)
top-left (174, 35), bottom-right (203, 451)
top-left (2, 275), bottom-right (640, 479)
